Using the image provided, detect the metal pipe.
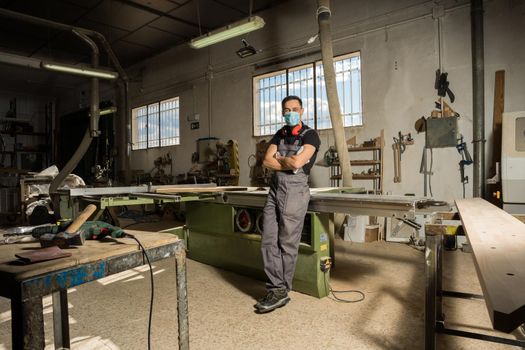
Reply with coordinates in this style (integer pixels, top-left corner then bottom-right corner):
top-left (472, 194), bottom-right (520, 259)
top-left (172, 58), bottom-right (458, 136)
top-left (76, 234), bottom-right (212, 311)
top-left (87, 32), bottom-right (131, 184)
top-left (471, 0), bottom-right (485, 198)
top-left (49, 31), bottom-right (101, 210)
top-left (0, 8), bottom-right (131, 184)
top-left (317, 0), bottom-right (352, 187)
top-left (73, 29), bottom-right (100, 137)
top-left (0, 52), bottom-right (41, 69)
top-left (0, 8), bottom-right (73, 32)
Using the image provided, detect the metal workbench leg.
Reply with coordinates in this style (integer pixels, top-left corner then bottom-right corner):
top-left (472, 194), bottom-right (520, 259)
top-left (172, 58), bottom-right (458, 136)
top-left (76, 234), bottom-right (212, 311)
top-left (425, 234), bottom-right (439, 350)
top-left (436, 235), bottom-right (444, 324)
top-left (11, 294), bottom-right (45, 350)
top-left (53, 289), bottom-right (71, 349)
top-left (175, 248), bottom-right (189, 350)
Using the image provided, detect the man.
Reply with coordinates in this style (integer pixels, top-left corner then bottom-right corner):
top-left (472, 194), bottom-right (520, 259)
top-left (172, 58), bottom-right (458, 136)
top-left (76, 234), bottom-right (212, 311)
top-left (255, 95), bottom-right (321, 313)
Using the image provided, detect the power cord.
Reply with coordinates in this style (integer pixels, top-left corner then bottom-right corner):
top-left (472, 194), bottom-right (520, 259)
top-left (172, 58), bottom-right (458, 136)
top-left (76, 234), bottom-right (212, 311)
top-left (126, 233), bottom-right (155, 350)
top-left (320, 258), bottom-right (365, 303)
top-left (121, 218), bottom-right (162, 230)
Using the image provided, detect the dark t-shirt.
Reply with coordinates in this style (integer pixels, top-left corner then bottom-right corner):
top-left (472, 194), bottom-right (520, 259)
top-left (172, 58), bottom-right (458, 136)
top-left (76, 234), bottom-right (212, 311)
top-left (269, 124), bottom-right (321, 175)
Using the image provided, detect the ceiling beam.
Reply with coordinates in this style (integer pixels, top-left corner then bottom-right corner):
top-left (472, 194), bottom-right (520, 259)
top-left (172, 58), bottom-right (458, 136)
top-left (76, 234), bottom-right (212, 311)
top-left (210, 0), bottom-right (248, 15)
top-left (115, 0), bottom-right (209, 31)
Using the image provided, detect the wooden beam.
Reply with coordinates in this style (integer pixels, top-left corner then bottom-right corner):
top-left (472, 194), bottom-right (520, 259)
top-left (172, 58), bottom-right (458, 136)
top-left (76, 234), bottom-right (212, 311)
top-left (455, 198), bottom-right (525, 332)
top-left (487, 70), bottom-right (505, 206)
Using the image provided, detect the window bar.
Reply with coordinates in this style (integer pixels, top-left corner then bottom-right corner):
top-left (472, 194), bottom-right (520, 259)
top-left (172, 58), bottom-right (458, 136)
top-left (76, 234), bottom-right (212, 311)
top-left (273, 76), bottom-right (277, 133)
top-left (348, 59), bottom-right (355, 126)
top-left (313, 63), bottom-right (317, 130)
top-left (261, 80), bottom-right (265, 135)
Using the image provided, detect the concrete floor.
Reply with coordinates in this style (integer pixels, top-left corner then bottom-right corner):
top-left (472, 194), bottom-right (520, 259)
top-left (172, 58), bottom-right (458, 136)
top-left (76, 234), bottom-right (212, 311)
top-left (0, 236), bottom-right (523, 349)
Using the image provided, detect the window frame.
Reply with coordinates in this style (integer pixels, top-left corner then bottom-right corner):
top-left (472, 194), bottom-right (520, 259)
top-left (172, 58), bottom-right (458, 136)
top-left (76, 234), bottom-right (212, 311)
top-left (252, 51), bottom-right (362, 137)
top-left (131, 96), bottom-right (180, 150)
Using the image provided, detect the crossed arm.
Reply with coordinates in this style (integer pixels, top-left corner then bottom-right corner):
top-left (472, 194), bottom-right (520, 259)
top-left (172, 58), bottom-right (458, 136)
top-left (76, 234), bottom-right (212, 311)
top-left (263, 143), bottom-right (316, 171)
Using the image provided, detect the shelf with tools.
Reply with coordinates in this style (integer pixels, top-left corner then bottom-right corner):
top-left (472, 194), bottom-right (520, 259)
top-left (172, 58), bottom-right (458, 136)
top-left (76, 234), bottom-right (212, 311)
top-left (328, 130), bottom-right (384, 193)
top-left (0, 101), bottom-right (53, 172)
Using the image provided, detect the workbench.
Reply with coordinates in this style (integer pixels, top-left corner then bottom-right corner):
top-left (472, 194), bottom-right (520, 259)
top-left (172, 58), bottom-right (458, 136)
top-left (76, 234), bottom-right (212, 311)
top-left (0, 231), bottom-right (189, 350)
top-left (425, 198), bottom-right (525, 349)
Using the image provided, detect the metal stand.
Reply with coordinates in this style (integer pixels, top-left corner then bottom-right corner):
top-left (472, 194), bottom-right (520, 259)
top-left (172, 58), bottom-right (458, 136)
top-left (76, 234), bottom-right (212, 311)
top-left (175, 248), bottom-right (189, 350)
top-left (425, 232), bottom-right (443, 350)
top-left (425, 226), bottom-right (525, 349)
top-left (52, 289), bottom-right (70, 349)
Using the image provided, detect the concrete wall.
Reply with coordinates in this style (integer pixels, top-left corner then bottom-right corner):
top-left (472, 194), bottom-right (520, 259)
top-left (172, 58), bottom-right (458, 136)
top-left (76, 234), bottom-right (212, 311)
top-left (125, 0), bottom-right (525, 201)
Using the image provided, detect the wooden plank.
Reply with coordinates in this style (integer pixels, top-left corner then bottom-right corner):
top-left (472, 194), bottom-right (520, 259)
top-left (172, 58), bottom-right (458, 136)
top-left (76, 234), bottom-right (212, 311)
top-left (155, 186), bottom-right (247, 194)
top-left (0, 231), bottom-right (179, 281)
top-left (455, 198), bottom-right (525, 332)
top-left (492, 70), bottom-right (505, 166)
top-left (487, 70), bottom-right (505, 207)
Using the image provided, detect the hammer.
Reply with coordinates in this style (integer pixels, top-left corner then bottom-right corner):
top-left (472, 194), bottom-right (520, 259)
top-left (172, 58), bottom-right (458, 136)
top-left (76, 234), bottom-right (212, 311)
top-left (40, 204), bottom-right (98, 248)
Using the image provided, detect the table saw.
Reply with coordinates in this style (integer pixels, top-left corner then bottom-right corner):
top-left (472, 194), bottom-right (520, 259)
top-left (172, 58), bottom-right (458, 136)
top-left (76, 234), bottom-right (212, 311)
top-left (58, 185), bottom-right (433, 298)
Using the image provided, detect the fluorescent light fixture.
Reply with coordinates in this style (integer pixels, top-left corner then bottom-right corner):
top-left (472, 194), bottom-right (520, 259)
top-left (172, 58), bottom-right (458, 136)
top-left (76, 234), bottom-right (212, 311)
top-left (100, 107), bottom-right (117, 115)
top-left (41, 62), bottom-right (119, 80)
top-left (189, 16), bottom-right (265, 49)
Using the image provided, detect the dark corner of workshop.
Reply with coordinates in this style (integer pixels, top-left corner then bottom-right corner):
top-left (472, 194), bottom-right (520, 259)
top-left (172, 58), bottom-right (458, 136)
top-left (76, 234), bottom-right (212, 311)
top-left (0, 0), bottom-right (524, 349)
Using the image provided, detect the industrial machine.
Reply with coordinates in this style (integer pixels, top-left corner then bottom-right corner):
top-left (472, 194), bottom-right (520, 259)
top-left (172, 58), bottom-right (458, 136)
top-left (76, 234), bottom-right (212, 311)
top-left (183, 200), bottom-right (332, 297)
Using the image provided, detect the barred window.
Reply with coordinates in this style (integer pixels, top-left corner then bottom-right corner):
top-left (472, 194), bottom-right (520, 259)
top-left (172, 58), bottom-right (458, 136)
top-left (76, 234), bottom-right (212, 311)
top-left (253, 52), bottom-right (362, 136)
top-left (132, 97), bottom-right (180, 150)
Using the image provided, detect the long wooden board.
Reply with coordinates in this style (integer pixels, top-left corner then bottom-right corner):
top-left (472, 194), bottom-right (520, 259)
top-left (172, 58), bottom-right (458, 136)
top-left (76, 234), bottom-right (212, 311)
top-left (455, 198), bottom-right (525, 332)
top-left (155, 186), bottom-right (247, 194)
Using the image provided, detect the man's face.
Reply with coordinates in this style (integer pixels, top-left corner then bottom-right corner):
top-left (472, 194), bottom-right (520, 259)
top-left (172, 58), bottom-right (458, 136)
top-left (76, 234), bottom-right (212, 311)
top-left (282, 99), bottom-right (303, 117)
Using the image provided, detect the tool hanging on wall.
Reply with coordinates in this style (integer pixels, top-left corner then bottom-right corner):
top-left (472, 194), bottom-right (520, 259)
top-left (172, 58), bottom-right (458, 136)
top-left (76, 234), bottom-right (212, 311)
top-left (456, 135), bottom-right (473, 198)
top-left (392, 132), bottom-right (414, 183)
top-left (435, 69), bottom-right (455, 103)
top-left (416, 68), bottom-right (460, 196)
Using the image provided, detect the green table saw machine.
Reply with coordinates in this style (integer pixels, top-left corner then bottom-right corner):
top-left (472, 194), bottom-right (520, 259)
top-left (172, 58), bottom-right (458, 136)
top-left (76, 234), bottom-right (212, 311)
top-left (166, 201), bottom-right (334, 298)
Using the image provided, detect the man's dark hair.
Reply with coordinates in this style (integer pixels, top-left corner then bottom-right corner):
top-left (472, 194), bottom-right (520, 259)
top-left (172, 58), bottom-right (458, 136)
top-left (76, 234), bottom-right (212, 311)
top-left (281, 95), bottom-right (303, 110)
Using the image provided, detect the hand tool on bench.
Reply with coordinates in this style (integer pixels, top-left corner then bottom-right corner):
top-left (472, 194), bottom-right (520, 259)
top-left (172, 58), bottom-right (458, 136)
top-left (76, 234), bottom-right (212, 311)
top-left (39, 204), bottom-right (97, 248)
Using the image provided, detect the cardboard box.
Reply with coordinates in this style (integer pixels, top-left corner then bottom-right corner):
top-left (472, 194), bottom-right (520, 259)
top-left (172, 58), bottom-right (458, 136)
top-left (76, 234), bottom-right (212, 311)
top-left (365, 225), bottom-right (379, 242)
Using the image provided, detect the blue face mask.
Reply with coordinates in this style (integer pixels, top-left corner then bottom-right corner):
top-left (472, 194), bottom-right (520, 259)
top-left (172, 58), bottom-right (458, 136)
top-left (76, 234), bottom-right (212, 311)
top-left (284, 111), bottom-right (301, 126)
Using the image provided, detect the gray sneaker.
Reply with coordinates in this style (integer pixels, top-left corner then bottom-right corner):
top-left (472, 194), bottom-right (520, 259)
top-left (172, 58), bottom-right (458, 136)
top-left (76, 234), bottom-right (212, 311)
top-left (254, 289), bottom-right (290, 313)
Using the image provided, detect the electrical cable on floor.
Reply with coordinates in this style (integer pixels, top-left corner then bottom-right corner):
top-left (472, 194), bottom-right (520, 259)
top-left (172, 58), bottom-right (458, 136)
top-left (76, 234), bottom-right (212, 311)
top-left (322, 271), bottom-right (365, 303)
top-left (121, 219), bottom-right (162, 230)
top-left (126, 234), bottom-right (155, 350)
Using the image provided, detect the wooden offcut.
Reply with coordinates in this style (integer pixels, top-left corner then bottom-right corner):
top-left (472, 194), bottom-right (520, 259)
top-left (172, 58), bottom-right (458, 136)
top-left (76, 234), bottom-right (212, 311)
top-left (455, 198), bottom-right (525, 332)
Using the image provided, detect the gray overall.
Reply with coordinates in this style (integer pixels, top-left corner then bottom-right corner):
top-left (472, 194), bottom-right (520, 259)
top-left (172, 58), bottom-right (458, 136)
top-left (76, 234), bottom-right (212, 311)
top-left (261, 129), bottom-right (312, 291)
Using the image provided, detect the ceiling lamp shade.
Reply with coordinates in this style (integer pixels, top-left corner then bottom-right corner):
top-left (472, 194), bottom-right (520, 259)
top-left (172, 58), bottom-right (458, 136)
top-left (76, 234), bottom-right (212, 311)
top-left (189, 16), bottom-right (265, 49)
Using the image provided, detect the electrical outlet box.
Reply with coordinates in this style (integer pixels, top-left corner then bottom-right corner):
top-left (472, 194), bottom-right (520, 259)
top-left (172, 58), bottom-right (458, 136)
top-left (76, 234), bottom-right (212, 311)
top-left (187, 114), bottom-right (199, 122)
